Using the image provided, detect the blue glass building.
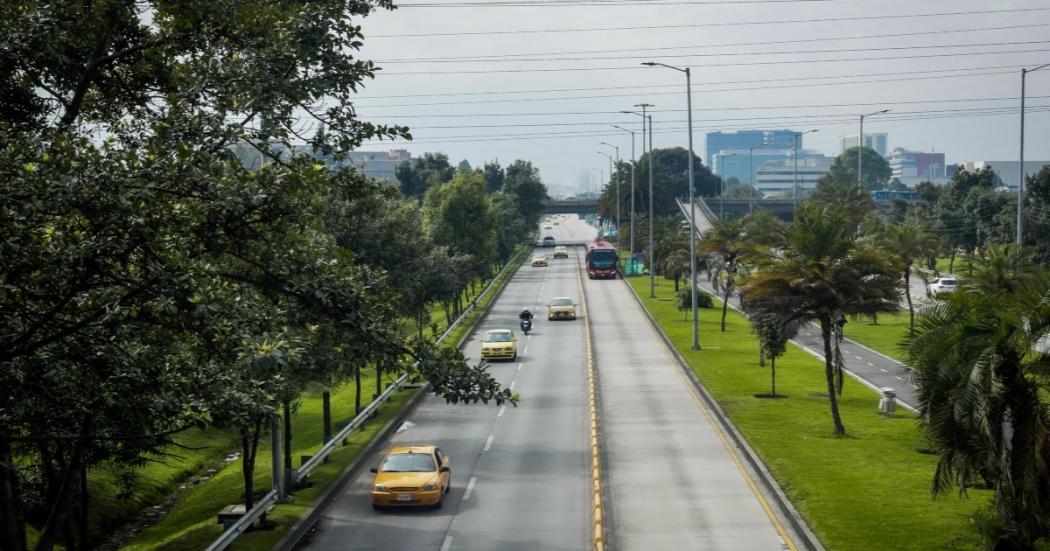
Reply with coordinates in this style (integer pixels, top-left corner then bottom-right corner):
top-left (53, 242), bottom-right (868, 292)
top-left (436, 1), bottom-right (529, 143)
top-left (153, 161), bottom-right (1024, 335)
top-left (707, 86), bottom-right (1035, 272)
top-left (706, 130), bottom-right (798, 184)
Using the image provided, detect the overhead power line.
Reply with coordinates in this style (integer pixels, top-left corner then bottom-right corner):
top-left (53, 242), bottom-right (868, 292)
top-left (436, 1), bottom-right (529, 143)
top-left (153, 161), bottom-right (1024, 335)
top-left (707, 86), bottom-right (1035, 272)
top-left (398, 0), bottom-right (833, 7)
top-left (368, 7), bottom-right (1050, 37)
top-left (359, 95), bottom-right (1050, 119)
top-left (377, 35), bottom-right (1050, 64)
top-left (378, 47), bottom-right (1050, 74)
top-left (353, 65), bottom-right (1024, 101)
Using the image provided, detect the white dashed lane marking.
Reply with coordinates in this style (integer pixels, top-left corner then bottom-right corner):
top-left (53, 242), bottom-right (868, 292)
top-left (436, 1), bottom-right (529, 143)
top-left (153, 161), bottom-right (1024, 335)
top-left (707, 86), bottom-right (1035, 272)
top-left (497, 405), bottom-right (506, 417)
top-left (464, 477), bottom-right (478, 500)
top-left (483, 434), bottom-right (494, 452)
top-left (440, 536), bottom-right (453, 551)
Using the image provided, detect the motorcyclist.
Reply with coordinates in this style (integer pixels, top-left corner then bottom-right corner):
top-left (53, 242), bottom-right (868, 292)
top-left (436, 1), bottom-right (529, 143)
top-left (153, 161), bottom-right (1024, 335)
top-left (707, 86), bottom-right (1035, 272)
top-left (519, 308), bottom-right (534, 323)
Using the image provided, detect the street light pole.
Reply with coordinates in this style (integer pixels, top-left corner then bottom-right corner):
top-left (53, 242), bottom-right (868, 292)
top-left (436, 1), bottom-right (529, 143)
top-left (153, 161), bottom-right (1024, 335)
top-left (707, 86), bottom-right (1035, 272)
top-left (623, 105), bottom-right (654, 292)
top-left (1018, 63), bottom-right (1050, 245)
top-left (716, 153), bottom-right (737, 220)
top-left (792, 129), bottom-right (819, 211)
top-left (613, 125), bottom-right (636, 260)
top-left (643, 61), bottom-right (698, 347)
top-left (749, 146), bottom-right (755, 214)
top-left (857, 109), bottom-right (890, 192)
top-left (600, 142), bottom-right (621, 245)
top-left (597, 151), bottom-right (614, 237)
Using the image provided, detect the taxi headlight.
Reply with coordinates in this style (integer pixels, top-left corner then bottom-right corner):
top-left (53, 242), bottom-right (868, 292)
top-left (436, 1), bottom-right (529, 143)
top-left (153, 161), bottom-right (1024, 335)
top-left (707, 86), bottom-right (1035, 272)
top-left (373, 484), bottom-right (387, 492)
top-left (423, 481), bottom-right (438, 491)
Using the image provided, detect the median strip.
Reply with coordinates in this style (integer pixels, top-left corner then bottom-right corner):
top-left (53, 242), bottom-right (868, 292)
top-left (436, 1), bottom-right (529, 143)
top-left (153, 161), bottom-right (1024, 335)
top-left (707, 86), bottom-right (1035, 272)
top-left (576, 249), bottom-right (606, 551)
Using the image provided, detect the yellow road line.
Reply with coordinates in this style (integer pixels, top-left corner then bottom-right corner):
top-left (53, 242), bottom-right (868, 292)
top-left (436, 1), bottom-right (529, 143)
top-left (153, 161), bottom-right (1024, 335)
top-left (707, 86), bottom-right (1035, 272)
top-left (576, 249), bottom-right (605, 551)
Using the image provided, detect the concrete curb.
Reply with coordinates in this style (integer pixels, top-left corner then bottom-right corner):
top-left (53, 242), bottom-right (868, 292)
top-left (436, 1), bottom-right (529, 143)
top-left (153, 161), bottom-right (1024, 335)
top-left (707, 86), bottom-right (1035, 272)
top-left (276, 246), bottom-right (531, 551)
top-left (621, 278), bottom-right (825, 551)
top-left (576, 248), bottom-right (607, 551)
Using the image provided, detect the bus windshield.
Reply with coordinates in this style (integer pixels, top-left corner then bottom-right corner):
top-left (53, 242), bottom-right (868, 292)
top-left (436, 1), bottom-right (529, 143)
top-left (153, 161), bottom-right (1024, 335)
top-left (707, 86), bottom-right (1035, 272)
top-left (588, 250), bottom-right (617, 269)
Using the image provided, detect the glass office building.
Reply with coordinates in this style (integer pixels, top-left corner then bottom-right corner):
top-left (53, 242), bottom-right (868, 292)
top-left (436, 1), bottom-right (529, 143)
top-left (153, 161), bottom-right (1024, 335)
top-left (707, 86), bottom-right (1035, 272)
top-left (706, 130), bottom-right (796, 172)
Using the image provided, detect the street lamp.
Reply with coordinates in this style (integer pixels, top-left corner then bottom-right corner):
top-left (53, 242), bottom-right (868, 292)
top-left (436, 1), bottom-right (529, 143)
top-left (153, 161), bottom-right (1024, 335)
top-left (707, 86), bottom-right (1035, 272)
top-left (597, 151), bottom-right (614, 238)
top-left (644, 61), bottom-right (700, 349)
top-left (600, 142), bottom-right (620, 246)
top-left (792, 129), bottom-right (819, 210)
top-left (612, 125), bottom-right (637, 260)
top-left (857, 109), bottom-right (890, 192)
top-left (715, 152), bottom-right (738, 220)
top-left (1018, 63), bottom-right (1050, 245)
top-left (622, 105), bottom-right (655, 298)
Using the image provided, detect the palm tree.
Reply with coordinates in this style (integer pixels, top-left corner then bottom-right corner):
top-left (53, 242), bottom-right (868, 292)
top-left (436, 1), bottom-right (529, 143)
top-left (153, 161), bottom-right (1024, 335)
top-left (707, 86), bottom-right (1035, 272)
top-left (740, 203), bottom-right (899, 435)
top-left (875, 220), bottom-right (941, 335)
top-left (698, 218), bottom-right (749, 332)
top-left (904, 247), bottom-right (1050, 550)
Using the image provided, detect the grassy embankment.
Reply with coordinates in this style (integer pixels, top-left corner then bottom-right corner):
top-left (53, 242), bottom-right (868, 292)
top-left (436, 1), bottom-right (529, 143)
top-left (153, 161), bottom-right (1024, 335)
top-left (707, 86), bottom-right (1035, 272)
top-left (626, 275), bottom-right (988, 551)
top-left (117, 248), bottom-right (528, 549)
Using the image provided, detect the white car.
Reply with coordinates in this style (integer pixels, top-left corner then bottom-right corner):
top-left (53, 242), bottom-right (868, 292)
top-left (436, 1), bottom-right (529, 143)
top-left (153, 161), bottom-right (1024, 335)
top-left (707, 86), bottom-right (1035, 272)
top-left (543, 224), bottom-right (553, 230)
top-left (929, 278), bottom-right (958, 296)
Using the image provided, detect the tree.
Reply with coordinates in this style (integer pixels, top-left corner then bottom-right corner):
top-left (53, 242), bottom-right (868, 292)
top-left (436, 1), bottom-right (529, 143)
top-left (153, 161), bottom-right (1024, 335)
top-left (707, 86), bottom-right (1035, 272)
top-left (457, 159), bottom-right (473, 172)
top-left (698, 219), bottom-right (750, 332)
top-left (824, 147), bottom-right (892, 191)
top-left (425, 172), bottom-right (498, 281)
top-left (600, 147), bottom-right (720, 218)
top-left (482, 161), bottom-right (505, 194)
top-left (745, 308), bottom-right (802, 397)
top-left (875, 220), bottom-right (941, 334)
top-left (740, 204), bottom-right (900, 435)
top-left (1025, 165), bottom-right (1050, 265)
top-left (904, 247), bottom-right (1050, 550)
top-left (396, 152), bottom-right (455, 199)
top-left (809, 174), bottom-right (877, 229)
top-left (503, 160), bottom-right (549, 227)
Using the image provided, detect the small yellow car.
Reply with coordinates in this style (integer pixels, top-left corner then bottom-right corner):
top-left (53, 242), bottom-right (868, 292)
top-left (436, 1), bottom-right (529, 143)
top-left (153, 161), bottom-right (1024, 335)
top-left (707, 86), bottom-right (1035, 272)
top-left (370, 445), bottom-right (451, 510)
top-left (531, 255), bottom-right (549, 267)
top-left (553, 246), bottom-right (568, 259)
top-left (548, 297), bottom-right (577, 320)
top-left (480, 329), bottom-right (517, 361)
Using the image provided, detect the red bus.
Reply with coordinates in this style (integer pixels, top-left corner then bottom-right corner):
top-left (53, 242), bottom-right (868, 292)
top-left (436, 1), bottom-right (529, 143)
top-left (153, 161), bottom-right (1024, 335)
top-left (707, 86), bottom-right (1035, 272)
top-left (585, 241), bottom-right (618, 279)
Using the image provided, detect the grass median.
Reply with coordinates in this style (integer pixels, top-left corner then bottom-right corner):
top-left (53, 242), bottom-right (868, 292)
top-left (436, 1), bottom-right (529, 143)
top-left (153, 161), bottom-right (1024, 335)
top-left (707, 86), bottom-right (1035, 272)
top-left (124, 247), bottom-right (529, 549)
top-left (625, 275), bottom-right (988, 551)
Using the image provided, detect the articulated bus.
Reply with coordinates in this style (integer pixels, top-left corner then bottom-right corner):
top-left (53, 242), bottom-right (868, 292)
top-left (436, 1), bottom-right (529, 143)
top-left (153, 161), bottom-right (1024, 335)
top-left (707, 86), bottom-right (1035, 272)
top-left (585, 241), bottom-right (618, 279)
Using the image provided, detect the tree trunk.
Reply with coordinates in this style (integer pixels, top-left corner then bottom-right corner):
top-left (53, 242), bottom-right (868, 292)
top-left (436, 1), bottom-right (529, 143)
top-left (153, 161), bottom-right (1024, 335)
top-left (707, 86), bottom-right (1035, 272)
top-left (33, 440), bottom-right (85, 551)
top-left (322, 391), bottom-right (332, 443)
top-left (0, 437), bottom-right (27, 551)
top-left (240, 417), bottom-right (263, 511)
top-left (375, 364), bottom-right (383, 400)
top-left (674, 274), bottom-right (680, 292)
top-left (949, 249), bottom-right (956, 273)
top-left (997, 369), bottom-right (1041, 550)
top-left (904, 269), bottom-right (915, 335)
top-left (720, 275), bottom-right (732, 332)
top-left (820, 320), bottom-right (846, 435)
top-left (355, 367), bottom-right (362, 415)
top-left (76, 460), bottom-right (88, 549)
top-left (771, 356), bottom-right (776, 396)
top-left (282, 401), bottom-right (293, 471)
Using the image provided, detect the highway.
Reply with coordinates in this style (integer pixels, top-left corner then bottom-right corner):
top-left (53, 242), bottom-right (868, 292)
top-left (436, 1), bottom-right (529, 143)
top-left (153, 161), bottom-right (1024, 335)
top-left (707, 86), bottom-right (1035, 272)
top-left (582, 233), bottom-right (798, 550)
top-left (304, 215), bottom-right (592, 551)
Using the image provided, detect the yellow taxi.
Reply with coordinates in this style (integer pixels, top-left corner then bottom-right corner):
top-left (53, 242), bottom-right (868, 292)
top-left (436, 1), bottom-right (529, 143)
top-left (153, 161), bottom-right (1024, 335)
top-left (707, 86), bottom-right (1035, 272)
top-left (553, 246), bottom-right (568, 259)
top-left (370, 445), bottom-right (451, 510)
top-left (531, 254), bottom-right (549, 267)
top-left (480, 329), bottom-right (517, 361)
top-left (548, 297), bottom-right (577, 320)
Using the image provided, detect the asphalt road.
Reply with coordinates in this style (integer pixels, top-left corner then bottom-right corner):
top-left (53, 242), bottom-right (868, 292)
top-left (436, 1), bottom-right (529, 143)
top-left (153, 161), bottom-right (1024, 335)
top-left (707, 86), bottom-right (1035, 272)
top-left (585, 269), bottom-right (796, 550)
top-left (304, 215), bottom-right (593, 551)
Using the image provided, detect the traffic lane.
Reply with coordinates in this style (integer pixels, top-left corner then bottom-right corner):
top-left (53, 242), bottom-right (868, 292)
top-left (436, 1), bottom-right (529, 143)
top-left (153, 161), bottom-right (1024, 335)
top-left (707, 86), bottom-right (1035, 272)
top-left (306, 253), bottom-right (550, 550)
top-left (587, 276), bottom-right (788, 551)
top-left (446, 250), bottom-right (589, 551)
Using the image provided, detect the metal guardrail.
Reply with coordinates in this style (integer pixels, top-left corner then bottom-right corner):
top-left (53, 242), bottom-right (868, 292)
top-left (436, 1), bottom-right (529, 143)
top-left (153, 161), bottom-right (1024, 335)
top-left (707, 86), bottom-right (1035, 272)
top-left (204, 247), bottom-right (529, 551)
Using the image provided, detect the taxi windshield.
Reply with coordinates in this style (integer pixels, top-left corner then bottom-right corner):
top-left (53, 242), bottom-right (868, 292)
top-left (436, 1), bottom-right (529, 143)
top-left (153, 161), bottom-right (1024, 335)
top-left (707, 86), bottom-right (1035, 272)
top-left (485, 331), bottom-right (514, 342)
top-left (551, 298), bottom-right (572, 306)
top-left (381, 453), bottom-right (436, 473)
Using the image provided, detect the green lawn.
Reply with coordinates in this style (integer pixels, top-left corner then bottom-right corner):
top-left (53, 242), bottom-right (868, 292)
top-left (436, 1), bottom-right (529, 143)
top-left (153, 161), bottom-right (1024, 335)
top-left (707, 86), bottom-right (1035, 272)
top-left (841, 311), bottom-right (911, 362)
top-left (626, 276), bottom-right (988, 551)
top-left (123, 248), bottom-right (527, 549)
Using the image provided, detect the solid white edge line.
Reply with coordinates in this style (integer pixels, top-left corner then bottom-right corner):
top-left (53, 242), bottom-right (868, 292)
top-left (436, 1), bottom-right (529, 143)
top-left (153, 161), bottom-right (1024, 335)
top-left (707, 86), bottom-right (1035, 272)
top-left (517, 362), bottom-right (523, 371)
top-left (464, 477), bottom-right (477, 500)
top-left (509, 380), bottom-right (516, 391)
top-left (440, 535), bottom-right (453, 551)
top-left (483, 434), bottom-right (494, 452)
top-left (497, 405), bottom-right (506, 417)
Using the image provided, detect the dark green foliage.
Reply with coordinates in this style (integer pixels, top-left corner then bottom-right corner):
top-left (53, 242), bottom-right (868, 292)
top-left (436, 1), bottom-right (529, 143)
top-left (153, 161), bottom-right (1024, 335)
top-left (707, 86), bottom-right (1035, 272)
top-left (824, 147), bottom-right (892, 191)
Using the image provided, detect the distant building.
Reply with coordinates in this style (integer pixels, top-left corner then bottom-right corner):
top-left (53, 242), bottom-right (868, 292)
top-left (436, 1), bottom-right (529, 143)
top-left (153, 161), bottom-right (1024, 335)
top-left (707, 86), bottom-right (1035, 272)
top-left (755, 154), bottom-right (835, 197)
top-left (841, 133), bottom-right (888, 157)
top-left (706, 130), bottom-right (796, 171)
top-left (955, 161), bottom-right (1050, 191)
top-left (712, 148), bottom-right (797, 186)
top-left (887, 148), bottom-right (948, 187)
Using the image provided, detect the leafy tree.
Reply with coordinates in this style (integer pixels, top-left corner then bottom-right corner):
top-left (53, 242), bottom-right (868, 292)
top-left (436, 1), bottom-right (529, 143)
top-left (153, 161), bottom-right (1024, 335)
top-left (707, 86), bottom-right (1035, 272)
top-left (457, 159), bottom-right (473, 172)
top-left (809, 174), bottom-right (876, 229)
top-left (875, 221), bottom-right (941, 334)
top-left (745, 308), bottom-right (802, 397)
top-left (740, 204), bottom-right (900, 435)
top-left (482, 161), bottom-right (506, 194)
top-left (490, 191), bottom-right (529, 264)
top-left (824, 147), bottom-right (892, 191)
top-left (425, 171), bottom-right (498, 281)
top-left (503, 160), bottom-right (549, 227)
top-left (904, 247), bottom-right (1050, 550)
top-left (1025, 166), bottom-right (1050, 265)
top-left (396, 152), bottom-right (455, 199)
top-left (698, 219), bottom-right (750, 332)
top-left (600, 147), bottom-right (720, 218)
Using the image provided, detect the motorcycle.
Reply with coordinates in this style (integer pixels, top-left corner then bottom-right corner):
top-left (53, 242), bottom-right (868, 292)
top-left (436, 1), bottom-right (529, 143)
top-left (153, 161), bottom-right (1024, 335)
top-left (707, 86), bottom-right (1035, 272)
top-left (520, 318), bottom-right (532, 335)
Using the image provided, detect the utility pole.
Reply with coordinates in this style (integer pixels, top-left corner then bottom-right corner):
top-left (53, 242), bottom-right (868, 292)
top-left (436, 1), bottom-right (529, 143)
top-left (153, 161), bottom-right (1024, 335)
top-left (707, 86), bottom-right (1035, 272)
top-left (622, 106), bottom-right (654, 284)
top-left (792, 129), bottom-right (819, 212)
top-left (613, 125), bottom-right (636, 261)
top-left (1018, 63), bottom-right (1050, 245)
top-left (600, 142), bottom-right (621, 246)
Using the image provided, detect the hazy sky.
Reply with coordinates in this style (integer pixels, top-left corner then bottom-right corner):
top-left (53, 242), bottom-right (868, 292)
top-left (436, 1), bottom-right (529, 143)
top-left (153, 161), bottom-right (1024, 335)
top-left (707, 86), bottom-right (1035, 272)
top-left (348, 0), bottom-right (1050, 195)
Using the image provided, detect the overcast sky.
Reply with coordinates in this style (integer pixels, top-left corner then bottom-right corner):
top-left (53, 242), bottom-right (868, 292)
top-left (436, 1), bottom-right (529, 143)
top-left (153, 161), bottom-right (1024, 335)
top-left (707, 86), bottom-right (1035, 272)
top-left (347, 0), bottom-right (1050, 195)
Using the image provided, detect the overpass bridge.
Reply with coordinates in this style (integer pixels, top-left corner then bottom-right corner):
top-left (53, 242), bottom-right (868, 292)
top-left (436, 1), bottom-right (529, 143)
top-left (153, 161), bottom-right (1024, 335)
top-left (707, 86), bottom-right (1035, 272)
top-left (542, 198), bottom-right (599, 215)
